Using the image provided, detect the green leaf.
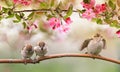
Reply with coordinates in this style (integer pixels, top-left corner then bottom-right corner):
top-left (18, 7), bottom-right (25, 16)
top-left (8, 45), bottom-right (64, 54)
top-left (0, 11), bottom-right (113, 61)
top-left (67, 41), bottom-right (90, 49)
top-left (46, 14), bottom-right (54, 20)
top-left (22, 22), bottom-right (27, 28)
top-left (110, 20), bottom-right (120, 28)
top-left (50, 0), bottom-right (55, 7)
top-left (6, 10), bottom-right (14, 18)
top-left (56, 1), bottom-right (62, 9)
top-left (6, 13), bottom-right (14, 18)
top-left (108, 0), bottom-right (116, 10)
top-left (20, 13), bottom-right (25, 18)
top-left (92, 18), bottom-right (97, 22)
top-left (28, 12), bottom-right (34, 20)
top-left (40, 2), bottom-right (48, 8)
top-left (15, 13), bottom-right (21, 21)
top-left (96, 18), bottom-right (102, 24)
top-left (105, 12), bottom-right (113, 19)
top-left (51, 9), bottom-right (56, 15)
top-left (5, 0), bottom-right (13, 6)
top-left (2, 7), bottom-right (9, 13)
top-left (104, 19), bottom-right (112, 24)
top-left (77, 9), bottom-right (86, 13)
top-left (55, 1), bottom-right (62, 14)
top-left (13, 20), bottom-right (20, 23)
top-left (83, 0), bottom-right (90, 3)
top-left (0, 16), bottom-right (3, 20)
top-left (109, 12), bottom-right (114, 17)
top-left (64, 4), bottom-right (73, 19)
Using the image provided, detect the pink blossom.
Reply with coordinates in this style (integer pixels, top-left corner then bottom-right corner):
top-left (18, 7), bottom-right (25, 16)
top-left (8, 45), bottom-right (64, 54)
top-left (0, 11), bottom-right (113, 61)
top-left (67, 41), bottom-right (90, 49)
top-left (37, 0), bottom-right (44, 2)
top-left (94, 3), bottom-right (106, 14)
top-left (21, 1), bottom-right (31, 6)
top-left (13, 0), bottom-right (18, 4)
top-left (116, 30), bottom-right (120, 38)
top-left (27, 20), bottom-right (38, 33)
top-left (48, 17), bottom-right (71, 33)
top-left (13, 0), bottom-right (32, 6)
top-left (100, 4), bottom-right (106, 11)
top-left (82, 9), bottom-right (96, 20)
top-left (33, 20), bottom-right (38, 28)
top-left (65, 17), bottom-right (72, 25)
top-left (81, 0), bottom-right (95, 9)
top-left (57, 25), bottom-right (70, 33)
top-left (48, 17), bottom-right (61, 30)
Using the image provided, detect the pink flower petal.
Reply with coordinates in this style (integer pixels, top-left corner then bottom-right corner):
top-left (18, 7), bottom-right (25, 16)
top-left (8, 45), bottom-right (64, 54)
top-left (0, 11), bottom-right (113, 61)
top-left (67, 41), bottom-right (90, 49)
top-left (116, 30), bottom-right (120, 38)
top-left (65, 17), bottom-right (72, 25)
top-left (33, 20), bottom-right (38, 26)
top-left (13, 0), bottom-right (19, 4)
top-left (82, 9), bottom-right (96, 20)
top-left (94, 3), bottom-right (106, 14)
top-left (48, 17), bottom-right (71, 34)
top-left (13, 0), bottom-right (32, 6)
top-left (48, 17), bottom-right (61, 30)
top-left (27, 26), bottom-right (30, 30)
top-left (26, 20), bottom-right (38, 33)
top-left (81, 0), bottom-right (95, 9)
top-left (57, 25), bottom-right (70, 33)
top-left (100, 4), bottom-right (106, 12)
top-left (34, 24), bottom-right (38, 28)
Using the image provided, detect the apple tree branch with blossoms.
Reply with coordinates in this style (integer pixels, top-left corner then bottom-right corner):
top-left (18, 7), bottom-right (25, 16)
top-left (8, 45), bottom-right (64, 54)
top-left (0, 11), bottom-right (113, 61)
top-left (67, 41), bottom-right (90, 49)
top-left (0, 0), bottom-right (120, 64)
top-left (0, 0), bottom-right (120, 34)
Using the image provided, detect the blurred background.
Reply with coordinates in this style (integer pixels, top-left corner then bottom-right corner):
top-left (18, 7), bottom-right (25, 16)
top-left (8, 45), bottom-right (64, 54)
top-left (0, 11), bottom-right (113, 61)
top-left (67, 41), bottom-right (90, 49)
top-left (0, 0), bottom-right (119, 72)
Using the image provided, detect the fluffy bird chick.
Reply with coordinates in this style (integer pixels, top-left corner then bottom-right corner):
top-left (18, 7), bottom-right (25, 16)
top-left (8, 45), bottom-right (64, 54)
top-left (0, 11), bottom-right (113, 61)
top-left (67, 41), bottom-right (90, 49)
top-left (34, 41), bottom-right (47, 59)
top-left (80, 33), bottom-right (106, 56)
top-left (21, 44), bottom-right (34, 64)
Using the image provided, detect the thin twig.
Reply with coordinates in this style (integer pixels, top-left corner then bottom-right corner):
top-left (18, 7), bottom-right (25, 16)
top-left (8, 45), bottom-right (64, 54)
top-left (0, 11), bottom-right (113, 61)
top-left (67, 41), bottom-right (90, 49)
top-left (0, 53), bottom-right (119, 64)
top-left (14, 9), bottom-right (78, 13)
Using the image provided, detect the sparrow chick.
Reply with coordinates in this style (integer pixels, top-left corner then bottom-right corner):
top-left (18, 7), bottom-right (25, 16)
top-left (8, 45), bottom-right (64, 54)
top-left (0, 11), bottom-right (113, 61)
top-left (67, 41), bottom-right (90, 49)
top-left (21, 44), bottom-right (34, 64)
top-left (34, 41), bottom-right (47, 59)
top-left (80, 33), bottom-right (106, 56)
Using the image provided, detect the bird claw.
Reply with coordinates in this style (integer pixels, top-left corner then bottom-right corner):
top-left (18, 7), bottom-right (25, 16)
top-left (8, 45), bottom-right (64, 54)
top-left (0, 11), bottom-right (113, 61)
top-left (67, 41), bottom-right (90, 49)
top-left (84, 52), bottom-right (96, 59)
top-left (33, 58), bottom-right (37, 64)
top-left (88, 54), bottom-right (96, 59)
top-left (23, 59), bottom-right (27, 65)
top-left (92, 54), bottom-right (101, 59)
top-left (85, 52), bottom-right (88, 54)
top-left (33, 57), bottom-right (40, 64)
top-left (98, 54), bottom-right (101, 57)
top-left (23, 58), bottom-right (33, 65)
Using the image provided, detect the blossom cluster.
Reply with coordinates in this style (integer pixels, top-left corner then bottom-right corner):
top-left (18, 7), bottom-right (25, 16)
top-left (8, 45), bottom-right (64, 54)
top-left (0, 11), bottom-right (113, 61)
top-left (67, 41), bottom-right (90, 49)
top-left (25, 17), bottom-right (72, 34)
top-left (26, 20), bottom-right (38, 33)
top-left (13, 0), bottom-right (32, 6)
top-left (48, 17), bottom-right (72, 33)
top-left (1, 0), bottom-right (120, 38)
top-left (81, 0), bottom-right (106, 20)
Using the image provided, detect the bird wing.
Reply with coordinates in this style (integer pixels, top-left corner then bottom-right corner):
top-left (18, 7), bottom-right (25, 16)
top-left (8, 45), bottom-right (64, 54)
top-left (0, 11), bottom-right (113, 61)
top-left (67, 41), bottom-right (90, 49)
top-left (80, 38), bottom-right (92, 51)
top-left (102, 38), bottom-right (106, 49)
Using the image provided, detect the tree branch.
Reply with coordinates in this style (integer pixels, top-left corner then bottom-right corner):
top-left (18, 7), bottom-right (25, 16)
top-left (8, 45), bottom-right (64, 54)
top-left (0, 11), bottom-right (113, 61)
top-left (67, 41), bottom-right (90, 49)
top-left (0, 53), bottom-right (119, 64)
top-left (14, 9), bottom-right (78, 13)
